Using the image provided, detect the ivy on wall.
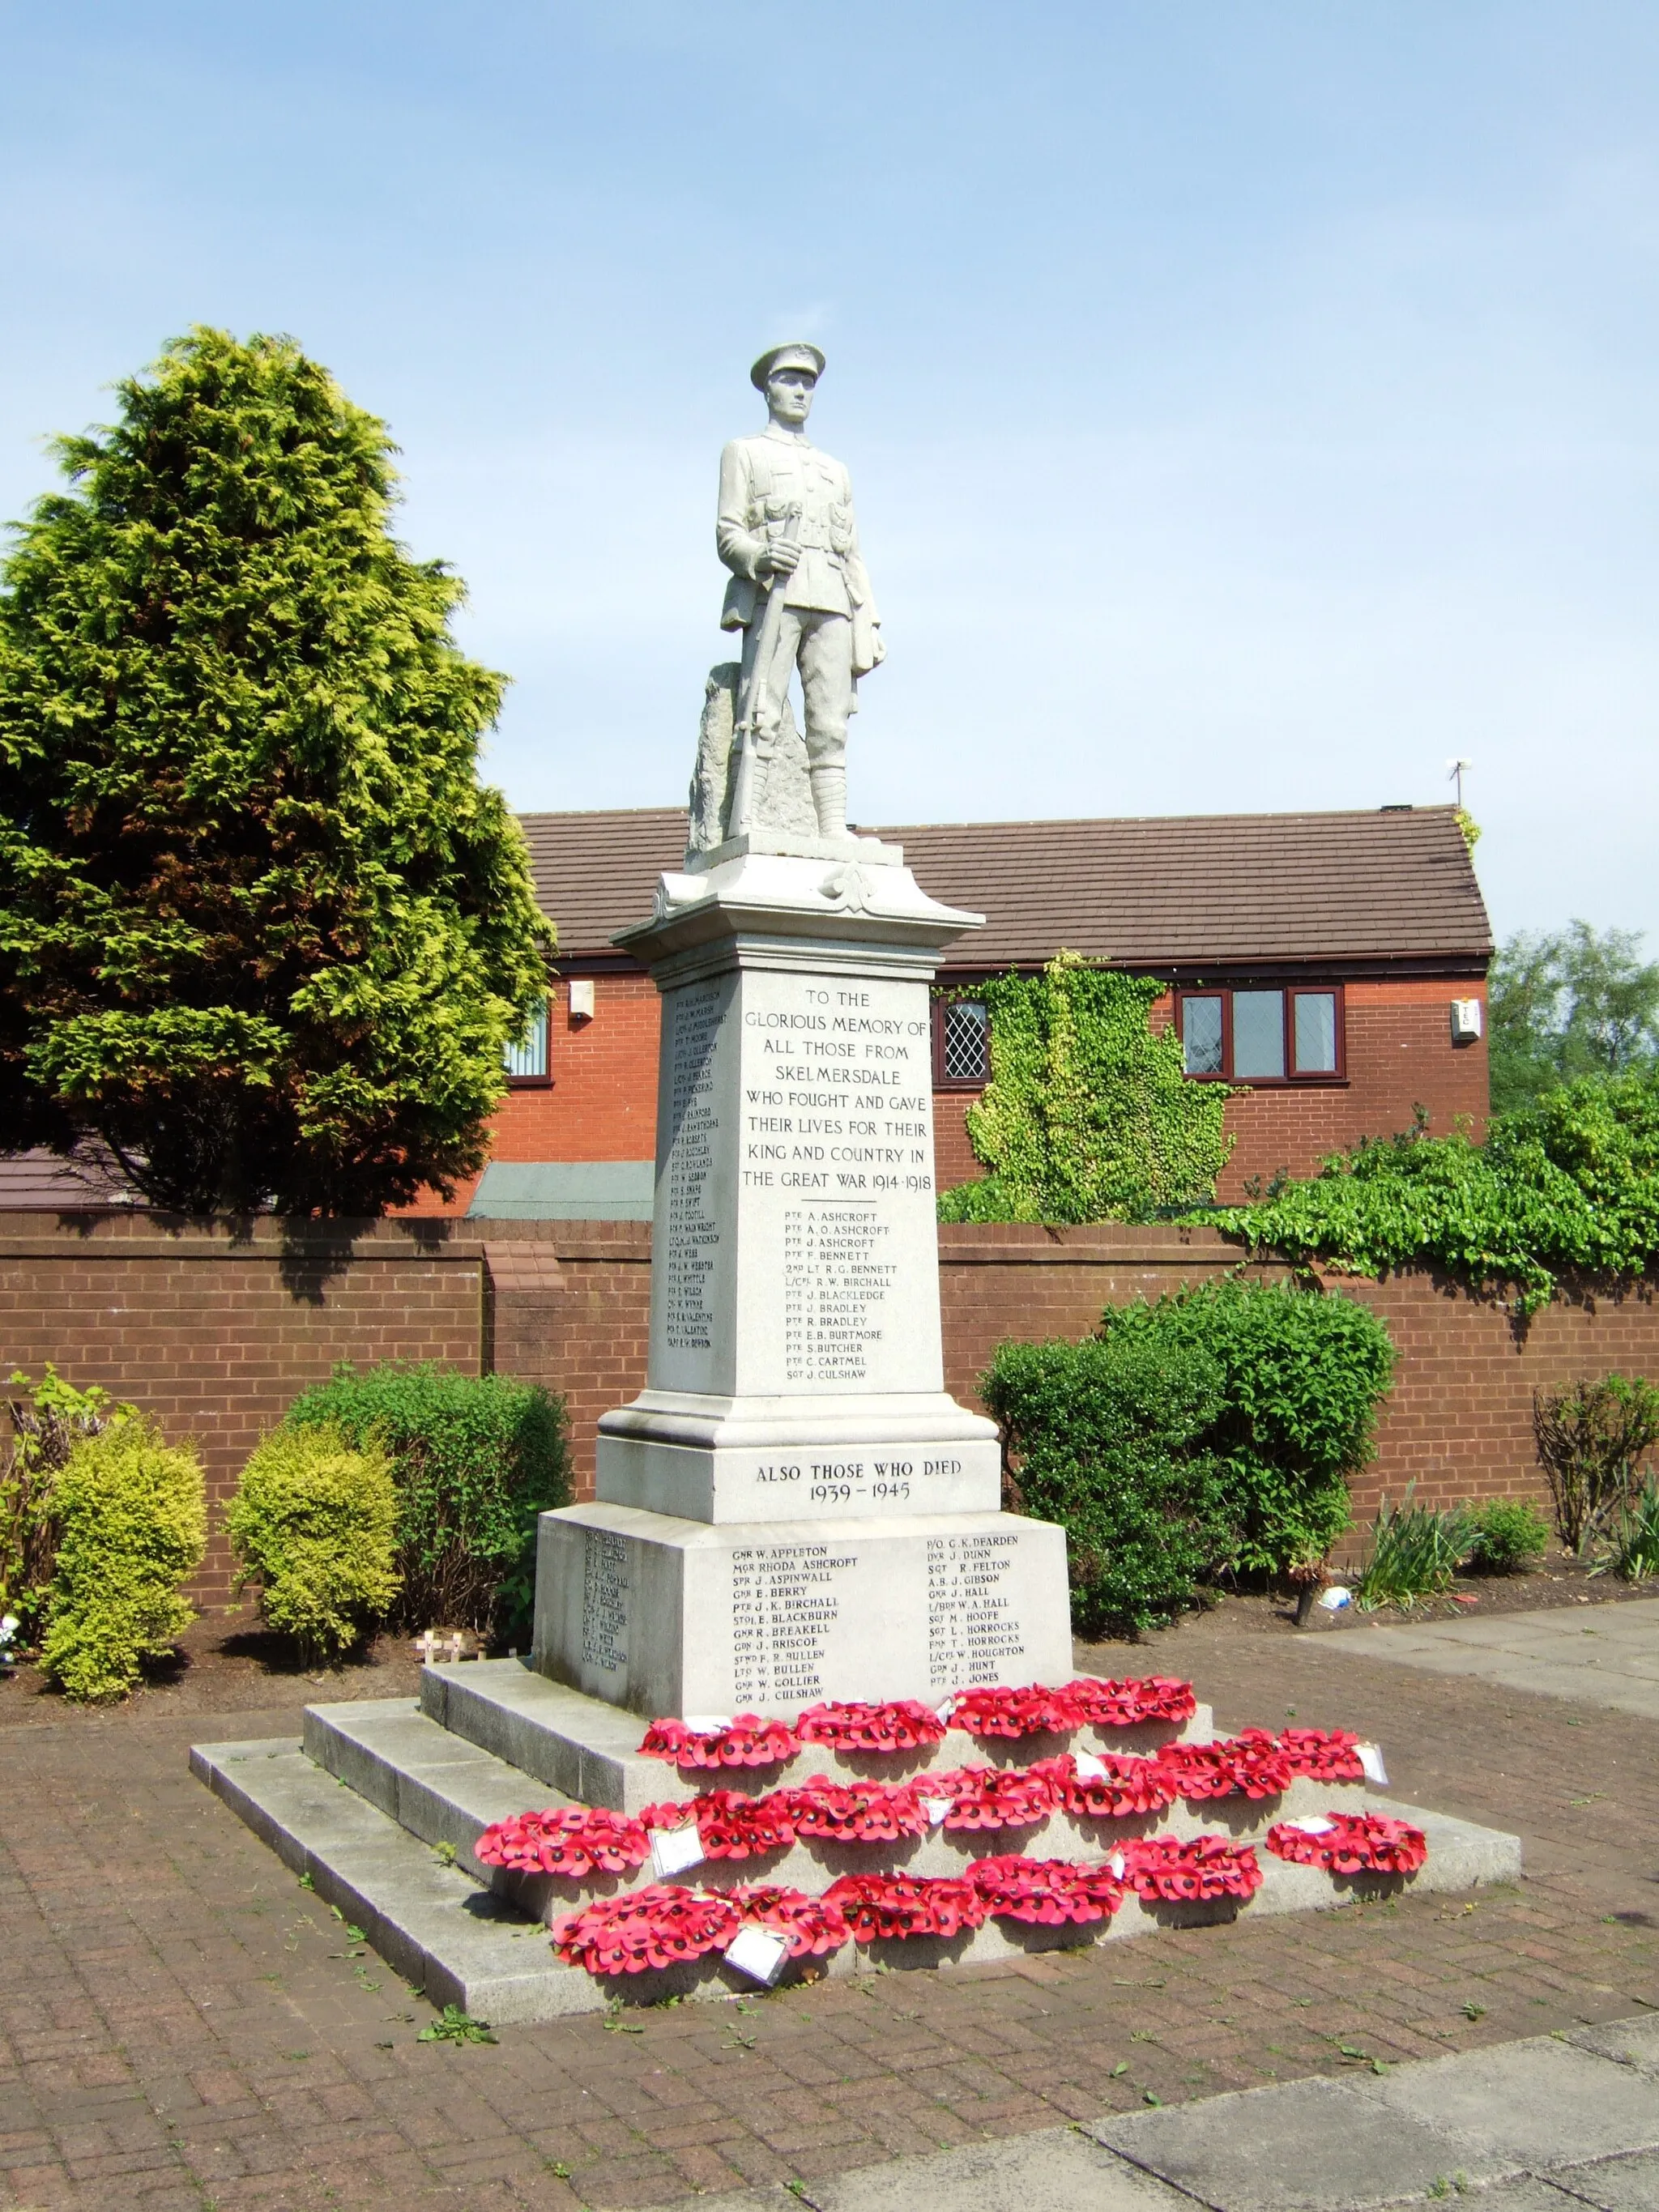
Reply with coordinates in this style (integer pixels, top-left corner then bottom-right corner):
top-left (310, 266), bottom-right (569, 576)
top-left (937, 952), bottom-right (1234, 1223)
top-left (1211, 1071), bottom-right (1659, 1316)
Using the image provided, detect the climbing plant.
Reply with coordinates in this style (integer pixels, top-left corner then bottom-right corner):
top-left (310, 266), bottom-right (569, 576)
top-left (936, 952), bottom-right (1233, 1223)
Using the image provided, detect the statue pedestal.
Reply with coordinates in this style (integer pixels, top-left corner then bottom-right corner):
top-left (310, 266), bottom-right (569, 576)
top-left (531, 841), bottom-right (1074, 1716)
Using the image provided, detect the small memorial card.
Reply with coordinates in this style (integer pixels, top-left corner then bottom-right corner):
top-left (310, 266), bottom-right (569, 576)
top-left (923, 1796), bottom-right (955, 1827)
top-left (723, 1925), bottom-right (790, 1985)
top-left (683, 1715), bottom-right (733, 1735)
top-left (650, 1824), bottom-right (706, 1880)
top-left (935, 1699), bottom-right (958, 1727)
top-left (1285, 1816), bottom-right (1337, 1836)
top-left (1107, 1851), bottom-right (1127, 1878)
top-left (1073, 1753), bottom-right (1110, 1782)
top-left (1356, 1741), bottom-right (1389, 1786)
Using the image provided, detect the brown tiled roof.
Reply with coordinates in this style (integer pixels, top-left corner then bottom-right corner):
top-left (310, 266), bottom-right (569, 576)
top-left (516, 806), bottom-right (1491, 976)
top-left (0, 1149), bottom-right (141, 1211)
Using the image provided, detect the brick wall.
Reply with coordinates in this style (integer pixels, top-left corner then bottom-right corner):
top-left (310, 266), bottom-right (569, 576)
top-left (0, 1215), bottom-right (487, 1601)
top-left (8, 1214), bottom-right (1648, 1605)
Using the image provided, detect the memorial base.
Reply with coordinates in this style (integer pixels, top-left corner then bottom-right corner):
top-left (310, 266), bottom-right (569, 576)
top-left (531, 1500), bottom-right (1073, 1720)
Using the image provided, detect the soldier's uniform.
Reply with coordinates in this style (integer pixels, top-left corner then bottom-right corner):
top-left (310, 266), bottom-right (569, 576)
top-left (716, 344), bottom-right (882, 838)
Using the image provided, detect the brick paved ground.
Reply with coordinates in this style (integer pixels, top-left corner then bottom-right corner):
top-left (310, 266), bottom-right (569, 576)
top-left (3, 1608), bottom-right (1657, 2212)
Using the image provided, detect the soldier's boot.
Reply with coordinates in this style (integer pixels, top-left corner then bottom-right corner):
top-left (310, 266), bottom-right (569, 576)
top-left (811, 765), bottom-right (847, 839)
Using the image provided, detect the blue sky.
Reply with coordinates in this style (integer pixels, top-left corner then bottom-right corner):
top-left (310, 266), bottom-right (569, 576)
top-left (4, 2), bottom-right (1658, 944)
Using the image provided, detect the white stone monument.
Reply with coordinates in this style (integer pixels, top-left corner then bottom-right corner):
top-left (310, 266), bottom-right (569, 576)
top-left (534, 347), bottom-right (1073, 1715)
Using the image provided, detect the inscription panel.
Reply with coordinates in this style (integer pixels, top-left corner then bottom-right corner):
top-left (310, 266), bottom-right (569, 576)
top-left (925, 1531), bottom-right (1030, 1691)
top-left (650, 974), bottom-right (737, 1393)
top-left (734, 969), bottom-right (943, 1398)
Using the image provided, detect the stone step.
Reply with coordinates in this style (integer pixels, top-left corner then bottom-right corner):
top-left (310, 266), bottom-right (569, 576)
top-left (303, 1695), bottom-right (1520, 1930)
top-left (417, 1656), bottom-right (1214, 1813)
top-left (193, 1728), bottom-right (1524, 2027)
top-left (187, 1737), bottom-right (596, 2022)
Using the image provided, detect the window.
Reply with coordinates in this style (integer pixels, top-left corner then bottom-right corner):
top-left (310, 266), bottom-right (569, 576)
top-left (505, 995), bottom-right (551, 1084)
top-left (935, 998), bottom-right (991, 1086)
top-left (1177, 987), bottom-right (1343, 1083)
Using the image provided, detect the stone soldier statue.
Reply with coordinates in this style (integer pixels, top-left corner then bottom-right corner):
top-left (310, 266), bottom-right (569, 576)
top-left (716, 343), bottom-right (883, 842)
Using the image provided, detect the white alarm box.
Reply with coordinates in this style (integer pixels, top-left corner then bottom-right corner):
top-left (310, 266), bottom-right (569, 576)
top-left (1450, 999), bottom-right (1482, 1043)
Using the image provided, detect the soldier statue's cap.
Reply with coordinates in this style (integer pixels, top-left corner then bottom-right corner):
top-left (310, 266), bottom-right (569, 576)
top-left (751, 342), bottom-right (825, 390)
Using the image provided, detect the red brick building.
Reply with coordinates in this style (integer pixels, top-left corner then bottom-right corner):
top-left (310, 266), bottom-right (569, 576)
top-left (440, 803), bottom-right (1491, 1217)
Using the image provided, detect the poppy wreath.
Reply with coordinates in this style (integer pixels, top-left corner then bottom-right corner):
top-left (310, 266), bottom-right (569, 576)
top-left (925, 1764), bottom-right (1061, 1831)
top-left (1120, 1835), bottom-right (1264, 1903)
top-left (822, 1872), bottom-right (987, 1941)
top-left (950, 1683), bottom-right (1085, 1739)
top-left (638, 1714), bottom-right (800, 1771)
top-left (1217, 1728), bottom-right (1294, 1798)
top-left (782, 1773), bottom-right (931, 1843)
top-left (1266, 1813), bottom-right (1428, 1877)
top-left (1032, 1751), bottom-right (1179, 1821)
top-left (795, 1699), bottom-right (948, 1753)
top-left (1063, 1677), bottom-right (1198, 1729)
top-left (1276, 1728), bottom-right (1367, 1782)
top-left (474, 1805), bottom-right (650, 1878)
top-left (1156, 1733), bottom-right (1292, 1803)
top-left (966, 1854), bottom-right (1124, 1926)
top-left (550, 1883), bottom-right (741, 1975)
top-left (642, 1790), bottom-right (798, 1860)
top-left (728, 1883), bottom-right (852, 1958)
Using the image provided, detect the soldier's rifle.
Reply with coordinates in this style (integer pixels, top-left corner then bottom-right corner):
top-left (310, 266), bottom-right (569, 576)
top-left (728, 505), bottom-right (801, 837)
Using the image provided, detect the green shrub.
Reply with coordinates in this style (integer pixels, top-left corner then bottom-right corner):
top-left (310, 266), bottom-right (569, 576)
top-left (38, 1417), bottom-right (206, 1700)
top-left (1595, 1477), bottom-right (1659, 1582)
top-left (1211, 1072), bottom-right (1659, 1316)
top-left (1354, 1491), bottom-right (1474, 1610)
top-left (1463, 1497), bottom-right (1550, 1575)
top-left (285, 1365), bottom-right (568, 1634)
top-left (3, 1366), bottom-right (122, 1642)
top-left (982, 1333), bottom-right (1235, 1637)
top-left (1533, 1373), bottom-right (1659, 1553)
top-left (1097, 1280), bottom-right (1395, 1577)
top-left (228, 1424), bottom-right (401, 1664)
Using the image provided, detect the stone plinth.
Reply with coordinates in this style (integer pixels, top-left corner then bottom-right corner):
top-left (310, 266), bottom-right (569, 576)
top-left (532, 1501), bottom-right (1073, 1719)
top-left (533, 836), bottom-right (1074, 1715)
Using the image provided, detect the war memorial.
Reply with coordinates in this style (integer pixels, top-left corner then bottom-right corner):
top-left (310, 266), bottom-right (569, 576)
top-left (193, 349), bottom-right (1520, 2019)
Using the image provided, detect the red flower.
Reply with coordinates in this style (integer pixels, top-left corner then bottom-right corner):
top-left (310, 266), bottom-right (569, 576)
top-left (1276, 1728), bottom-right (1366, 1782)
top-left (782, 1773), bottom-right (930, 1843)
top-left (1120, 1835), bottom-right (1264, 1903)
top-left (728, 1883), bottom-right (851, 1958)
top-left (795, 1699), bottom-right (948, 1753)
top-left (474, 1806), bottom-right (650, 1878)
top-left (822, 1873), bottom-right (987, 1940)
top-left (639, 1789), bottom-right (796, 1860)
top-left (638, 1714), bottom-right (799, 1771)
top-left (966, 1853), bottom-right (1124, 1925)
top-left (1032, 1751), bottom-right (1179, 1820)
top-left (1266, 1813), bottom-right (1428, 1876)
top-left (551, 1883), bottom-right (740, 1975)
top-left (924, 1764), bottom-right (1060, 1831)
top-left (950, 1683), bottom-right (1085, 1738)
top-left (1063, 1676), bottom-right (1198, 1728)
top-left (1156, 1733), bottom-right (1291, 1802)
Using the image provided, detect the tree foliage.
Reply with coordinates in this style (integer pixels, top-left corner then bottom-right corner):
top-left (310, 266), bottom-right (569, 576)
top-left (0, 326), bottom-right (550, 1213)
top-left (1488, 922), bottom-right (1659, 1113)
top-left (1213, 1072), bottom-right (1659, 1315)
top-left (937, 953), bottom-right (1233, 1223)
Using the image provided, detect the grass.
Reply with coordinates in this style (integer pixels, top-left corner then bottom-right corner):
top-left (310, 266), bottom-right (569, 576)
top-left (1354, 1491), bottom-right (1474, 1609)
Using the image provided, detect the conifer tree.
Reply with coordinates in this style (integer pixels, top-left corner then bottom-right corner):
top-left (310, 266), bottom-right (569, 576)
top-left (0, 328), bottom-right (550, 1213)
